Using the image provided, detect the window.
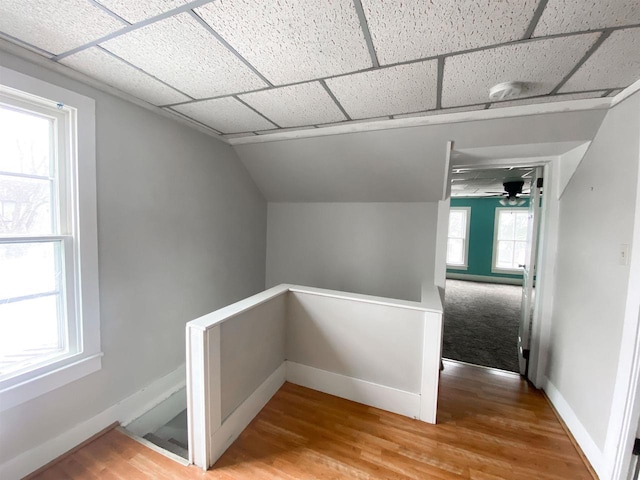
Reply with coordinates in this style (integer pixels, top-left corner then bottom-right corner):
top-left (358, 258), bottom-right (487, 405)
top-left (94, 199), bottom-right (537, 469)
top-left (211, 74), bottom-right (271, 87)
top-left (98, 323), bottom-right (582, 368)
top-left (0, 66), bottom-right (100, 411)
top-left (493, 208), bottom-right (529, 272)
top-left (447, 207), bottom-right (470, 269)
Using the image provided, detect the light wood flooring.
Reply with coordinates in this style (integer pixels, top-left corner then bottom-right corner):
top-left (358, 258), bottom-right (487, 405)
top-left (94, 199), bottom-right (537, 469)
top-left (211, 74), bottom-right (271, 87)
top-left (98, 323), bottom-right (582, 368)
top-left (29, 361), bottom-right (594, 479)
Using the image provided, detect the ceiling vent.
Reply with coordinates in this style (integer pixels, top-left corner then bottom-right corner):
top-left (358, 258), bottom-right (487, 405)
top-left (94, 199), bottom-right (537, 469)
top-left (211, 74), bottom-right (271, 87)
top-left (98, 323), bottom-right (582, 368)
top-left (489, 81), bottom-right (525, 101)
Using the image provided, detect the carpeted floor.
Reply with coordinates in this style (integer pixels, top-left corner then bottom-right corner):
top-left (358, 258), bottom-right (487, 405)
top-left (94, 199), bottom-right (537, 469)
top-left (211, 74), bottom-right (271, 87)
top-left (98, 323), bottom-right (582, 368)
top-left (443, 279), bottom-right (521, 373)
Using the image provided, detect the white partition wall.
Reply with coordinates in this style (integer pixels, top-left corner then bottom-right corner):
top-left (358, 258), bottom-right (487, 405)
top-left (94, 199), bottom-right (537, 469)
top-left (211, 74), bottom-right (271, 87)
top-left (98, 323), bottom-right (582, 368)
top-left (186, 284), bottom-right (443, 470)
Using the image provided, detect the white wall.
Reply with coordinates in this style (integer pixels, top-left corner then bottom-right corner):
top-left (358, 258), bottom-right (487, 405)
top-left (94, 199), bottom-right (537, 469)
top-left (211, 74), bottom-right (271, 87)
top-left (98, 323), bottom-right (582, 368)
top-left (547, 93), bottom-right (640, 451)
top-left (266, 202), bottom-right (438, 302)
top-left (220, 295), bottom-right (286, 419)
top-left (0, 50), bottom-right (267, 469)
top-left (286, 291), bottom-right (425, 392)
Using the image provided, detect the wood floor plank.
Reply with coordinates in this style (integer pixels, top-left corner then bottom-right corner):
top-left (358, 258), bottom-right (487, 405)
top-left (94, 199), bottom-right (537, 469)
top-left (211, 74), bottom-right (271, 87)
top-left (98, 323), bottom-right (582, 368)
top-left (28, 360), bottom-right (595, 479)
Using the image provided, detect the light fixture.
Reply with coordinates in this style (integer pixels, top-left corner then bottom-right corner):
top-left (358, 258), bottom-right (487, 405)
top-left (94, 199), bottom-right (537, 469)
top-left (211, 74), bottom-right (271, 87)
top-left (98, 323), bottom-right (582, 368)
top-left (499, 180), bottom-right (526, 206)
top-left (489, 81), bottom-right (525, 101)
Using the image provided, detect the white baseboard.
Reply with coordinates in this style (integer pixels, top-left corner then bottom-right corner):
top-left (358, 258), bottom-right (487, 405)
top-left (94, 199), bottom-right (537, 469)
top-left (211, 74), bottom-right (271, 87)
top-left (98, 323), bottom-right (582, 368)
top-left (285, 361), bottom-right (421, 419)
top-left (446, 272), bottom-right (523, 285)
top-left (544, 378), bottom-right (608, 479)
top-left (1, 364), bottom-right (186, 480)
top-left (209, 363), bottom-right (286, 466)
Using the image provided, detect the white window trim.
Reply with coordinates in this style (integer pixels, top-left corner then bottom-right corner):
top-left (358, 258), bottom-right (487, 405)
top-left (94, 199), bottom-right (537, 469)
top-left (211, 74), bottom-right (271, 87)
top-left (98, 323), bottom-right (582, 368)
top-left (492, 207), bottom-right (527, 275)
top-left (447, 206), bottom-right (471, 270)
top-left (0, 66), bottom-right (101, 412)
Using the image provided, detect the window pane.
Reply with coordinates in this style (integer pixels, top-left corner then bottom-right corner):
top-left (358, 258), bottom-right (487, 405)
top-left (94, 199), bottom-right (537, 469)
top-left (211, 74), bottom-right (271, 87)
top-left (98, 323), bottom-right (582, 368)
top-left (514, 212), bottom-right (529, 241)
top-left (447, 238), bottom-right (464, 265)
top-left (0, 175), bottom-right (53, 234)
top-left (0, 295), bottom-right (64, 376)
top-left (497, 211), bottom-right (515, 240)
top-left (0, 105), bottom-right (53, 177)
top-left (497, 240), bottom-right (514, 268)
top-left (0, 242), bottom-right (62, 301)
top-left (448, 210), bottom-right (465, 238)
top-left (514, 241), bottom-right (527, 268)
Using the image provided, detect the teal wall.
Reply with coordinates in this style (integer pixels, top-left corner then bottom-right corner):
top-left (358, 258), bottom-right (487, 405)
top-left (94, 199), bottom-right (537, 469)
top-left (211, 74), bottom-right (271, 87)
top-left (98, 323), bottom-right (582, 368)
top-left (447, 197), bottom-right (529, 281)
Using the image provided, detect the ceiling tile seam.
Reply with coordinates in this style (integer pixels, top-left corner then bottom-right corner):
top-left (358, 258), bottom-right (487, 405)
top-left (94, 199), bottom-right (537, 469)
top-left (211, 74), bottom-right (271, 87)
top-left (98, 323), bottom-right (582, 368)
top-left (95, 46), bottom-right (195, 100)
top-left (164, 106), bottom-right (223, 135)
top-left (187, 10), bottom-right (273, 87)
top-left (550, 29), bottom-right (613, 95)
top-left (319, 79), bottom-right (352, 121)
top-left (436, 57), bottom-right (445, 110)
top-left (0, 31), bottom-right (55, 58)
top-left (352, 0), bottom-right (380, 68)
top-left (483, 103), bottom-right (491, 109)
top-left (50, 0), bottom-right (215, 61)
top-left (88, 0), bottom-right (132, 26)
top-left (233, 95), bottom-right (281, 129)
top-left (154, 25), bottom-right (640, 110)
top-left (522, 0), bottom-right (549, 39)
top-left (602, 89), bottom-right (616, 97)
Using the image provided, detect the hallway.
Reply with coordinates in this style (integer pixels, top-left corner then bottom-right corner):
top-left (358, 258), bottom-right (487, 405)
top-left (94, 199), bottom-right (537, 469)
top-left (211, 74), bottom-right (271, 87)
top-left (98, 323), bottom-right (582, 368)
top-left (30, 361), bottom-right (593, 480)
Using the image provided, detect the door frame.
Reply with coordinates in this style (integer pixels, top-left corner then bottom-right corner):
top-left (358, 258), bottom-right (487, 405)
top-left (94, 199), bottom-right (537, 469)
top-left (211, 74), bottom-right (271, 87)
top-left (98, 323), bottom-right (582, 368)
top-left (440, 155), bottom-right (559, 387)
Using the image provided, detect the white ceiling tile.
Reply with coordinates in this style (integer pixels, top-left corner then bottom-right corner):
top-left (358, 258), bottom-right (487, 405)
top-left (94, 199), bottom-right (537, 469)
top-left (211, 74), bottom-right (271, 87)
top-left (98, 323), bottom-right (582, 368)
top-left (61, 47), bottom-right (189, 105)
top-left (101, 13), bottom-right (267, 98)
top-left (442, 34), bottom-right (599, 107)
top-left (394, 105), bottom-right (486, 119)
top-left (171, 98), bottom-right (276, 134)
top-left (239, 83), bottom-right (346, 128)
top-left (534, 0), bottom-right (640, 37)
top-left (0, 0), bottom-right (125, 55)
top-left (195, 0), bottom-right (371, 85)
top-left (325, 61), bottom-right (438, 119)
top-left (490, 92), bottom-right (606, 108)
top-left (560, 28), bottom-right (640, 93)
top-left (361, 0), bottom-right (538, 65)
top-left (96, 0), bottom-right (189, 23)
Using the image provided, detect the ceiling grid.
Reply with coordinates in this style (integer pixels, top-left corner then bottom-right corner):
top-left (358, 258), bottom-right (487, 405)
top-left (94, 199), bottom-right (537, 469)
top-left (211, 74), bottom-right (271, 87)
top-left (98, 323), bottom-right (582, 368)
top-left (1, 0), bottom-right (639, 138)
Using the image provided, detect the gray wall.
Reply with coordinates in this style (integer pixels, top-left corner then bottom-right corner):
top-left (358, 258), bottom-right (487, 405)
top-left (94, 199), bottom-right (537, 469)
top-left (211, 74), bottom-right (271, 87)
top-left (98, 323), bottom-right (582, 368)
top-left (266, 202), bottom-right (437, 302)
top-left (548, 93), bottom-right (640, 449)
top-left (0, 51), bottom-right (267, 464)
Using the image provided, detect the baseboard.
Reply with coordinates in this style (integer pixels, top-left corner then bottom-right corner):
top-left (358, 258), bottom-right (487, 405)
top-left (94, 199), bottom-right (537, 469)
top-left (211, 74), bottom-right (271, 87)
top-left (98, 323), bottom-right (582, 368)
top-left (543, 378), bottom-right (607, 479)
top-left (1, 363), bottom-right (186, 480)
top-left (285, 361), bottom-right (421, 419)
top-left (124, 386), bottom-right (186, 437)
top-left (446, 273), bottom-right (523, 285)
top-left (209, 363), bottom-right (286, 466)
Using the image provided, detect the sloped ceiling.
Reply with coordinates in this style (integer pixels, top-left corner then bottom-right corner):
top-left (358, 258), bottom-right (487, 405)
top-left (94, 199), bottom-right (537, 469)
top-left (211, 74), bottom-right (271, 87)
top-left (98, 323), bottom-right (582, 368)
top-left (234, 109), bottom-right (606, 202)
top-left (1, 0), bottom-right (638, 139)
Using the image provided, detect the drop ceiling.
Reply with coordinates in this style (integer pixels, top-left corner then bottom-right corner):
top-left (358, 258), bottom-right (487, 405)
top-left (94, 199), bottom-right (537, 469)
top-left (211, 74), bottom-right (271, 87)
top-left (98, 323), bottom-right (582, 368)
top-left (451, 167), bottom-right (535, 197)
top-left (1, 0), bottom-right (639, 138)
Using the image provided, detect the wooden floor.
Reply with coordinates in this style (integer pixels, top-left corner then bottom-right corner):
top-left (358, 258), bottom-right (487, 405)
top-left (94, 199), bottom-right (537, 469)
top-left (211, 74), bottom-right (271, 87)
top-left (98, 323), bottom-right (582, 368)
top-left (30, 361), bottom-right (594, 480)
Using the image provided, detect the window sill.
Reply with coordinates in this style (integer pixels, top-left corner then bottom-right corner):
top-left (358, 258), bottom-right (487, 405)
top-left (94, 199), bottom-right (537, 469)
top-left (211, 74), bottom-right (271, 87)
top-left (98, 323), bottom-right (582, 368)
top-left (447, 264), bottom-right (468, 271)
top-left (491, 267), bottom-right (524, 275)
top-left (0, 352), bottom-right (103, 412)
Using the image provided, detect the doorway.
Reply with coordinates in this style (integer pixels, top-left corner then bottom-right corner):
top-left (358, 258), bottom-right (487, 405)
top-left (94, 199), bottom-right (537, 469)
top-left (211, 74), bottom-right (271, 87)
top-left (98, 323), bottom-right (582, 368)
top-left (442, 165), bottom-right (541, 374)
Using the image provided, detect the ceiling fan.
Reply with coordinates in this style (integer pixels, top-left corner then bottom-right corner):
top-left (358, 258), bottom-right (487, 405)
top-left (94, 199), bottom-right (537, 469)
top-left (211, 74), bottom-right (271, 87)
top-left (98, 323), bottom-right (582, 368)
top-left (478, 180), bottom-right (529, 206)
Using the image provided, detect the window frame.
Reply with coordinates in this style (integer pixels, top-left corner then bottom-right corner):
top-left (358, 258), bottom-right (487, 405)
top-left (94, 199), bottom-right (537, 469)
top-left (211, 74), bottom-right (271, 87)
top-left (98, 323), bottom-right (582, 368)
top-left (0, 66), bottom-right (101, 412)
top-left (492, 207), bottom-right (529, 274)
top-left (446, 206), bottom-right (471, 270)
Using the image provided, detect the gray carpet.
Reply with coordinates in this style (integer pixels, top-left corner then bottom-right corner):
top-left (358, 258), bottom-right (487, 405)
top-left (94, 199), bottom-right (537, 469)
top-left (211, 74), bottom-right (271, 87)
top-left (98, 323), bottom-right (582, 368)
top-left (443, 279), bottom-right (521, 373)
